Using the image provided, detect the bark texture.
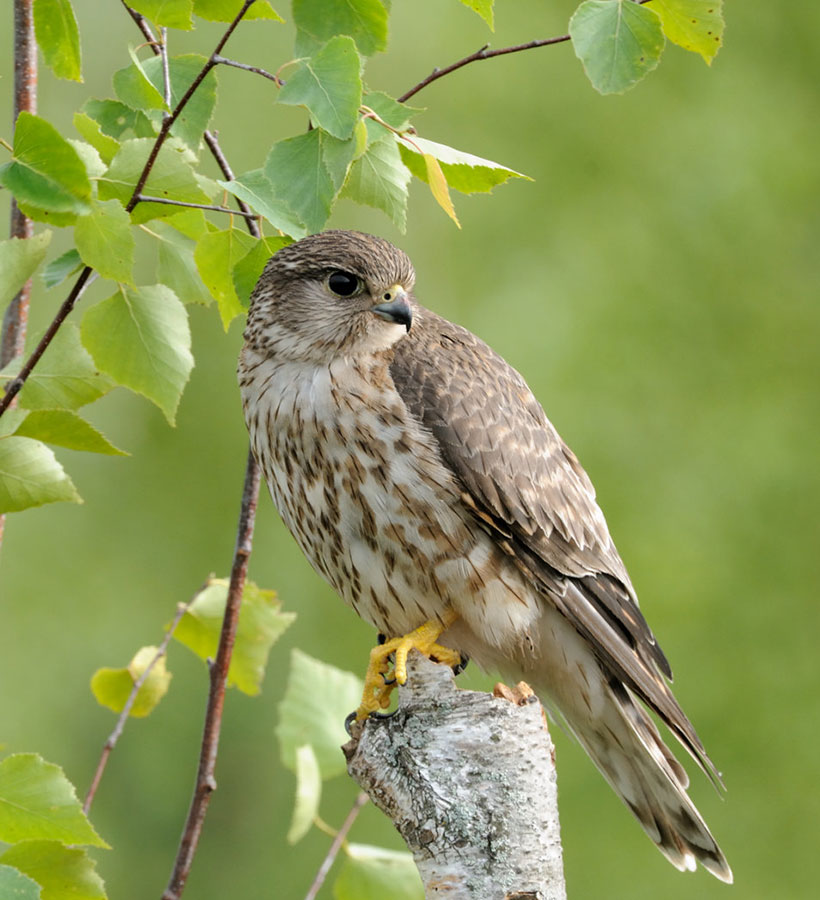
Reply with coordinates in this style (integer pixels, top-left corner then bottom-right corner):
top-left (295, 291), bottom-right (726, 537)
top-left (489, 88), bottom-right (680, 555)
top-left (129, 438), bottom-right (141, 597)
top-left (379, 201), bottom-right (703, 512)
top-left (344, 652), bottom-right (566, 900)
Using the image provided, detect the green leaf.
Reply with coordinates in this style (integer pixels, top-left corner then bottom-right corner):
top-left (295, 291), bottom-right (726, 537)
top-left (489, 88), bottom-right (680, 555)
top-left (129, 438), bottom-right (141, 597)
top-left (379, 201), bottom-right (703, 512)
top-left (398, 134), bottom-right (530, 194)
top-left (287, 745), bottom-right (321, 845)
top-left (13, 410), bottom-right (127, 456)
top-left (333, 845), bottom-right (423, 900)
top-left (69, 140), bottom-right (106, 180)
top-left (342, 135), bottom-right (410, 232)
top-left (0, 437), bottom-right (81, 513)
top-left (0, 113), bottom-right (91, 214)
top-left (91, 646), bottom-right (172, 718)
top-left (458, 0), bottom-right (493, 30)
top-left (276, 650), bottom-right (363, 779)
top-left (0, 754), bottom-right (106, 847)
top-left (72, 113), bottom-right (120, 165)
top-left (0, 232), bottom-right (52, 313)
top-left (0, 324), bottom-right (113, 411)
top-left (146, 221), bottom-right (212, 306)
top-left (1, 841), bottom-right (106, 900)
top-left (161, 207), bottom-right (209, 239)
top-left (33, 0), bottom-right (82, 82)
top-left (0, 865), bottom-right (41, 900)
top-left (193, 0), bottom-right (282, 22)
top-left (264, 130), bottom-right (336, 234)
top-left (232, 236), bottom-right (290, 306)
top-left (569, 0), bottom-right (665, 95)
top-left (140, 55), bottom-right (218, 150)
top-left (113, 48), bottom-right (168, 113)
top-left (42, 250), bottom-right (83, 289)
top-left (173, 578), bottom-right (295, 696)
top-left (219, 170), bottom-right (307, 238)
top-left (129, 0), bottom-right (194, 30)
top-left (361, 91), bottom-right (417, 135)
top-left (81, 284), bottom-right (193, 425)
top-left (82, 99), bottom-right (155, 140)
top-left (293, 0), bottom-right (387, 57)
top-left (193, 228), bottom-right (257, 329)
top-left (279, 37), bottom-right (363, 140)
top-left (99, 137), bottom-right (210, 224)
top-left (74, 199), bottom-right (135, 284)
top-left (320, 131), bottom-right (360, 192)
top-left (646, 0), bottom-right (723, 63)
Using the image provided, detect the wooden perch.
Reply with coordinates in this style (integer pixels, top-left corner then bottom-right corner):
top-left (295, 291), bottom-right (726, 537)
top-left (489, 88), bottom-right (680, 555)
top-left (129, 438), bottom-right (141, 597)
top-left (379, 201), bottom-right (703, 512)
top-left (344, 651), bottom-right (567, 900)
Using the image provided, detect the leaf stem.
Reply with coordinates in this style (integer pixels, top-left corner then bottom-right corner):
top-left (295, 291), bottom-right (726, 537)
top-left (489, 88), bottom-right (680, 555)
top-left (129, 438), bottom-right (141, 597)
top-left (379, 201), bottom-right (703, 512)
top-left (161, 446), bottom-right (261, 900)
top-left (303, 792), bottom-right (369, 900)
top-left (83, 595), bottom-right (195, 815)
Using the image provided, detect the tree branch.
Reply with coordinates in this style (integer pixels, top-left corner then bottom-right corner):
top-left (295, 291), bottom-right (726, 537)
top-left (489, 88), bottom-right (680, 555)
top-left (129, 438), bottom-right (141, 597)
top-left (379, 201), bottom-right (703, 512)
top-left (212, 54), bottom-right (281, 85)
top-left (0, 0), bottom-right (37, 544)
top-left (161, 446), bottom-right (261, 900)
top-left (83, 596), bottom-right (195, 815)
top-left (344, 653), bottom-right (567, 900)
top-left (303, 792), bottom-right (369, 900)
top-left (134, 194), bottom-right (260, 220)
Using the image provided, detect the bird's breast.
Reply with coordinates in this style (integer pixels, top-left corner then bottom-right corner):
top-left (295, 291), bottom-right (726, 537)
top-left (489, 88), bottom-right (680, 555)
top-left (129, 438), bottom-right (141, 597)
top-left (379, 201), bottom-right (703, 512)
top-left (239, 350), bottom-right (483, 634)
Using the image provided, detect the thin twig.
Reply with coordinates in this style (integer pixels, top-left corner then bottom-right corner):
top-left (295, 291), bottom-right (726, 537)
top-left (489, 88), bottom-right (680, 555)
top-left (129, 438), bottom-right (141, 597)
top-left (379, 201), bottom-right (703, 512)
top-left (1, 0), bottom-right (37, 547)
top-left (398, 36), bottom-right (570, 103)
top-left (303, 792), bottom-right (369, 900)
top-left (161, 446), bottom-right (261, 900)
top-left (83, 596), bottom-right (195, 815)
top-left (202, 131), bottom-right (260, 236)
top-left (212, 54), bottom-right (281, 84)
top-left (0, 266), bottom-right (94, 415)
top-left (135, 194), bottom-right (260, 220)
top-left (160, 26), bottom-right (172, 117)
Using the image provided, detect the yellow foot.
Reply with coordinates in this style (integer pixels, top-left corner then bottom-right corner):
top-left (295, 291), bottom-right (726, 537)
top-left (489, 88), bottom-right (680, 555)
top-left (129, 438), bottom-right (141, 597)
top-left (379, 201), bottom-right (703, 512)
top-left (355, 610), bottom-right (460, 720)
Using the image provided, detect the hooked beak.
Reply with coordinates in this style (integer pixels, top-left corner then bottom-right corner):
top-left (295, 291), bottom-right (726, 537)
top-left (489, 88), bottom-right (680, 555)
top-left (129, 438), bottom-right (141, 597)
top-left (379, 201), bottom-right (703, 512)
top-left (371, 286), bottom-right (412, 332)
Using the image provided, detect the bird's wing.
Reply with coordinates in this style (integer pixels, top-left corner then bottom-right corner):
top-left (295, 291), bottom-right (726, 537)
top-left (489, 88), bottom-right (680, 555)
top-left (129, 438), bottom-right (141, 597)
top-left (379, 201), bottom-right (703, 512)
top-left (390, 308), bottom-right (716, 775)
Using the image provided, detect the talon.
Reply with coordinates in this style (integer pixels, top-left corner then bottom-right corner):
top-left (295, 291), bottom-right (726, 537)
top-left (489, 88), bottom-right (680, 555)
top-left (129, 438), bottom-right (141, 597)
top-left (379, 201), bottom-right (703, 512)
top-left (344, 710), bottom-right (357, 735)
top-left (354, 610), bottom-right (460, 720)
top-left (452, 654), bottom-right (470, 676)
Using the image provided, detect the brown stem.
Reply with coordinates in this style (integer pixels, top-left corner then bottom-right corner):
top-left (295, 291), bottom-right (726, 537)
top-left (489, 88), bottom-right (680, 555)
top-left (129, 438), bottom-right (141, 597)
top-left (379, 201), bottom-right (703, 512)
top-left (83, 596), bottom-right (195, 815)
top-left (161, 447), bottom-right (261, 900)
top-left (398, 36), bottom-right (570, 103)
top-left (212, 54), bottom-right (281, 84)
top-left (303, 792), bottom-right (369, 900)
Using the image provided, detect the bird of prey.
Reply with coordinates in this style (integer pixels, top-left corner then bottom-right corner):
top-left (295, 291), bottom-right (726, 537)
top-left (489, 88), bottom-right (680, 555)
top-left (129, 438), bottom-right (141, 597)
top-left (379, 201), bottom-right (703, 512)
top-left (238, 230), bottom-right (732, 882)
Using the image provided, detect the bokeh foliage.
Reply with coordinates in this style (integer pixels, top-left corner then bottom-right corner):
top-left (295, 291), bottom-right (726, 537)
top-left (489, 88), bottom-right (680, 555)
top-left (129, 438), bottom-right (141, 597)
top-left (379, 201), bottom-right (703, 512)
top-left (1, 1), bottom-right (819, 898)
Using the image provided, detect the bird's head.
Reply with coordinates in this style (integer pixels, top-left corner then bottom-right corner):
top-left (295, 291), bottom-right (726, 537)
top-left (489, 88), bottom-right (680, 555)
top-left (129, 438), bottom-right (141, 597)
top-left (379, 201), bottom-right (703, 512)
top-left (244, 230), bottom-right (416, 362)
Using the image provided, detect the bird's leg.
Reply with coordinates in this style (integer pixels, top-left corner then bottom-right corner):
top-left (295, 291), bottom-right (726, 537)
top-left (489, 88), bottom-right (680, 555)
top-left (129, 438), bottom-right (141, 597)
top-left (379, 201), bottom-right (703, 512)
top-left (356, 609), bottom-right (461, 720)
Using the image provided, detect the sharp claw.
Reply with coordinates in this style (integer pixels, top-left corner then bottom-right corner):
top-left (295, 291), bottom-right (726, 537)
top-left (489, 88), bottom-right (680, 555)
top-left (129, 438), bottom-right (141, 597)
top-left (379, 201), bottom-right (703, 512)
top-left (377, 633), bottom-right (387, 645)
top-left (452, 654), bottom-right (470, 676)
top-left (344, 710), bottom-right (358, 735)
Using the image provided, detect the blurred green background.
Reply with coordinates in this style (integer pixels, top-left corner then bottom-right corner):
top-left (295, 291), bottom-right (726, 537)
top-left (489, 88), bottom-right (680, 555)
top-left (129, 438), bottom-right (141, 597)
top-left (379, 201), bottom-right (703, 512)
top-left (2, 1), bottom-right (818, 897)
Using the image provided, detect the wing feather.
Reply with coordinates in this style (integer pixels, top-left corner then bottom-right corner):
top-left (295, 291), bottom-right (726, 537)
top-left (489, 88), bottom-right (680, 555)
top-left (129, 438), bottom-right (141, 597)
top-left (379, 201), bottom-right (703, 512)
top-left (390, 307), bottom-right (718, 779)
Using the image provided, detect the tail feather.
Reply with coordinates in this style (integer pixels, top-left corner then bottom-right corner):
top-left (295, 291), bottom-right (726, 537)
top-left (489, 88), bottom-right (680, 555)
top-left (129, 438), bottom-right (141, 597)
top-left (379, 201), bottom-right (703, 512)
top-left (541, 675), bottom-right (733, 883)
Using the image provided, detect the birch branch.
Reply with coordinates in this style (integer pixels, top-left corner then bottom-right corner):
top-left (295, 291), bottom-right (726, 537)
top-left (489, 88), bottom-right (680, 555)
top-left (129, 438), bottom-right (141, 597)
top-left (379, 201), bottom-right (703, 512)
top-left (344, 652), bottom-right (567, 900)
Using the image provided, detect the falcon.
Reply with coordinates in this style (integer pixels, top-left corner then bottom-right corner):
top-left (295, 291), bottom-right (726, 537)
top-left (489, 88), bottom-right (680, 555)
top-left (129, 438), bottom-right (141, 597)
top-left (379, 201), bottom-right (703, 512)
top-left (238, 230), bottom-right (732, 882)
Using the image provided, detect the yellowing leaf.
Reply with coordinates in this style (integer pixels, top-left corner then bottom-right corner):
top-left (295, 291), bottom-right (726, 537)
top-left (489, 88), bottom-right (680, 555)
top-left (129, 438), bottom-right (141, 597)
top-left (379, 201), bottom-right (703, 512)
top-left (91, 646), bottom-right (172, 718)
top-left (647, 0), bottom-right (724, 63)
top-left (423, 153), bottom-right (459, 228)
top-left (173, 578), bottom-right (295, 696)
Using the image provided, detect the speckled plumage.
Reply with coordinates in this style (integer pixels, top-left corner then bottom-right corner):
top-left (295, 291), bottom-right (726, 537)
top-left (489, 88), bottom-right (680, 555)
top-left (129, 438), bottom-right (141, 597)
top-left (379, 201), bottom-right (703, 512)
top-left (238, 230), bottom-right (731, 882)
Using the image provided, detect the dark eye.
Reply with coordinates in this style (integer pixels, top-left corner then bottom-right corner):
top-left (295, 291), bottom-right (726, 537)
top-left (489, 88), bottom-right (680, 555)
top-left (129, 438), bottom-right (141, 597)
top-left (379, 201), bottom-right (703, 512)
top-left (327, 271), bottom-right (361, 297)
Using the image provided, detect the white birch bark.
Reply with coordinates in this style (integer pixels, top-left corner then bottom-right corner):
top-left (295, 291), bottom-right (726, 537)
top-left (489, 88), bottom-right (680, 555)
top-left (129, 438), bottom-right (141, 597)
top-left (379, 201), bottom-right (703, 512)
top-left (344, 651), bottom-right (567, 900)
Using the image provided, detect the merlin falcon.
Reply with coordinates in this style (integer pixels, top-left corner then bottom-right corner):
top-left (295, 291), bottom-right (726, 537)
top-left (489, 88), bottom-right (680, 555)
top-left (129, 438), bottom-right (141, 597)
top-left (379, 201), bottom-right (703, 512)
top-left (238, 230), bottom-right (732, 882)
